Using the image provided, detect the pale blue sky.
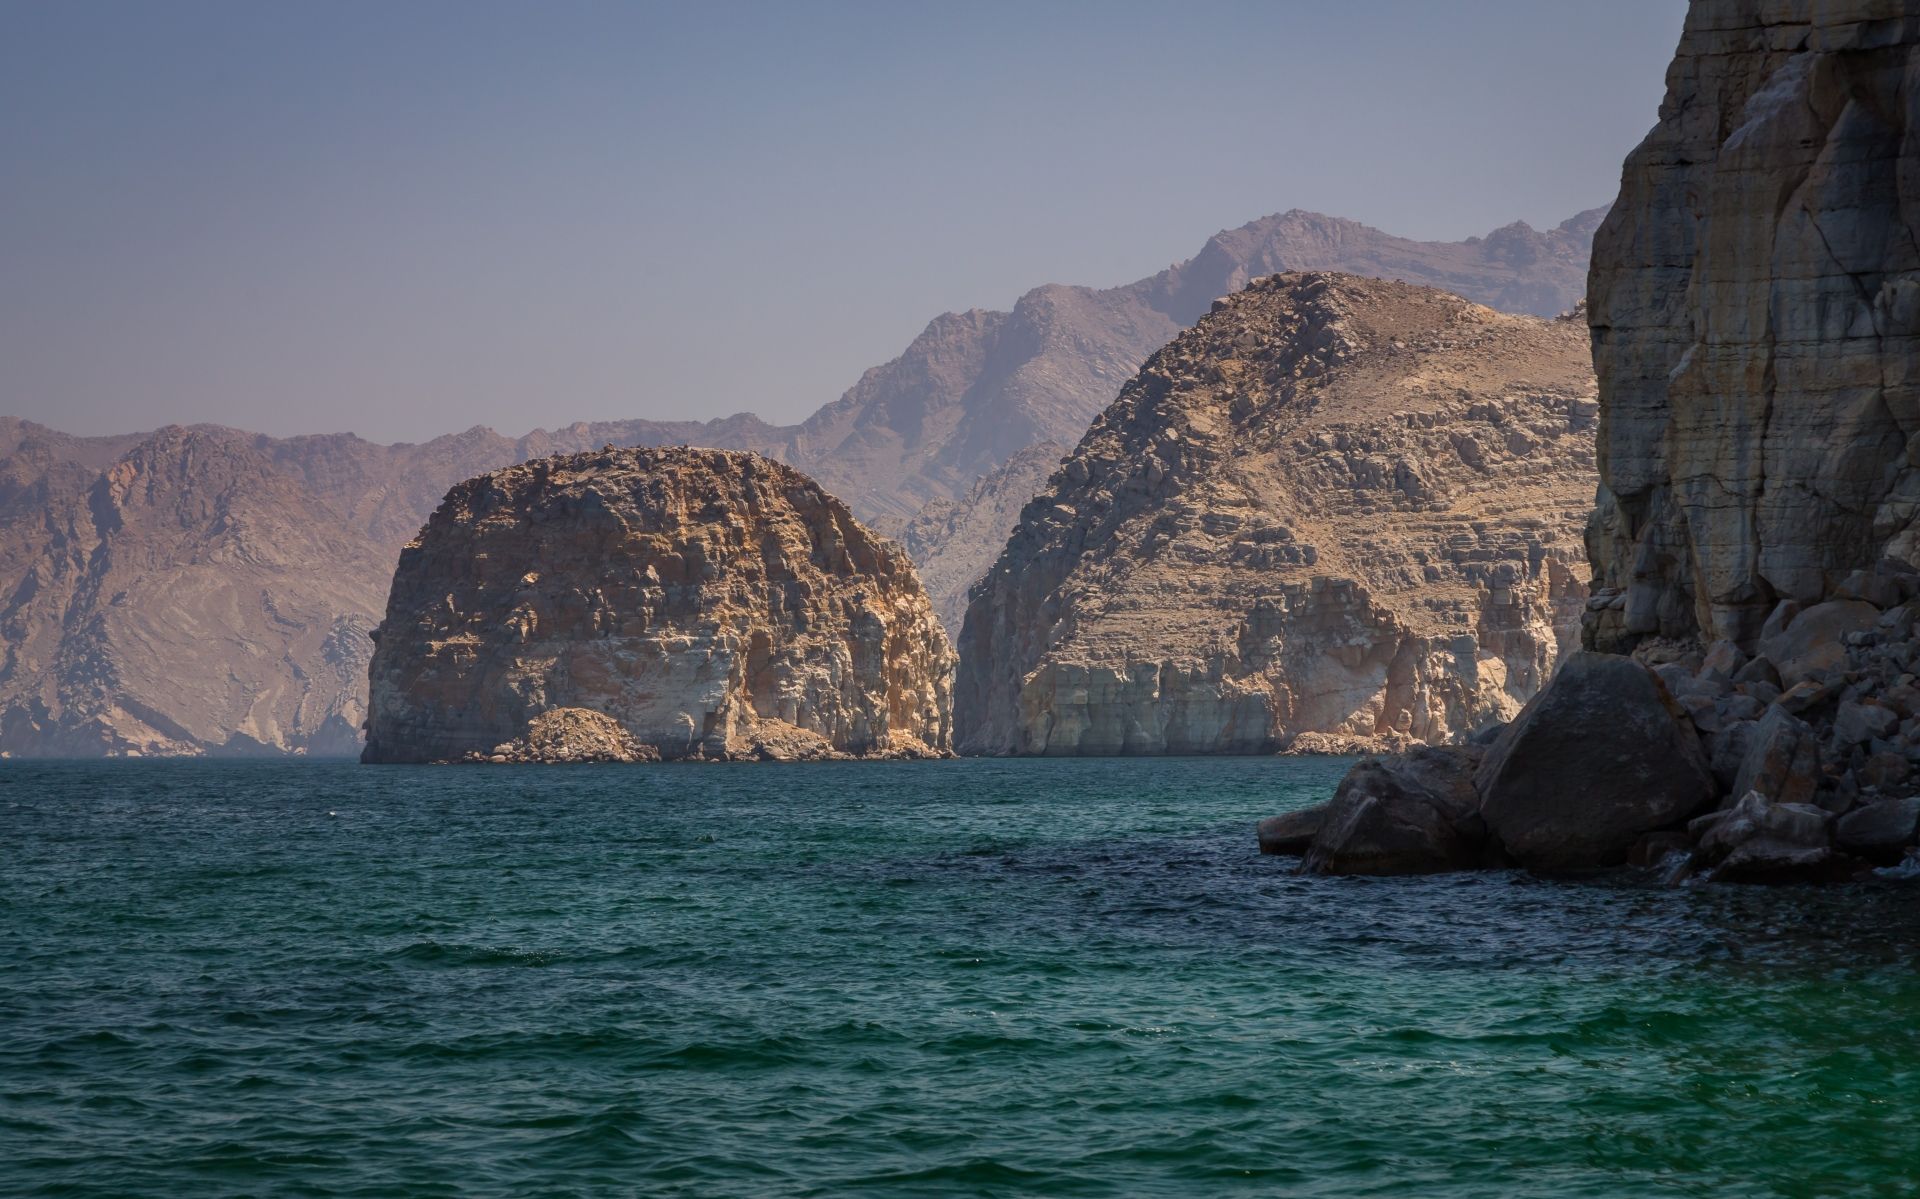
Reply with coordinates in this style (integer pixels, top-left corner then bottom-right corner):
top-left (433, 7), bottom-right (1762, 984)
top-left (0, 1), bottom-right (1685, 441)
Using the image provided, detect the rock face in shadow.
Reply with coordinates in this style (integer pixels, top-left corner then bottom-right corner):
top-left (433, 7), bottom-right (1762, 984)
top-left (1585, 0), bottom-right (1920, 652)
top-left (955, 272), bottom-right (1597, 756)
top-left (1302, 746), bottom-right (1489, 876)
top-left (362, 447), bottom-right (954, 764)
top-left (1476, 653), bottom-right (1715, 870)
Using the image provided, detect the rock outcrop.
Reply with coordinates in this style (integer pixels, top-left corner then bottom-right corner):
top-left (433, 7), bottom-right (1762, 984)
top-left (955, 272), bottom-right (1598, 756)
top-left (1584, 0), bottom-right (1920, 651)
top-left (362, 447), bottom-right (953, 764)
top-left (1264, 1), bottom-right (1920, 882)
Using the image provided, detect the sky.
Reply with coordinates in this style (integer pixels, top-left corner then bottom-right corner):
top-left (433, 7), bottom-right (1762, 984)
top-left (0, 1), bottom-right (1686, 442)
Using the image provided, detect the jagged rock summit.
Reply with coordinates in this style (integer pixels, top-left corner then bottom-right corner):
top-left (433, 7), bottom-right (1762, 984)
top-left (361, 446), bottom-right (954, 763)
top-left (955, 272), bottom-right (1598, 756)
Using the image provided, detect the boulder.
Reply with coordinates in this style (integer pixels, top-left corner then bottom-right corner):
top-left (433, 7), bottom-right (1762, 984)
top-left (1834, 798), bottom-right (1920, 864)
top-left (1301, 746), bottom-right (1487, 876)
top-left (1476, 652), bottom-right (1715, 871)
top-left (1693, 791), bottom-right (1841, 884)
top-left (1730, 706), bottom-right (1821, 808)
top-left (1760, 601), bottom-right (1881, 689)
top-left (1833, 701), bottom-right (1899, 748)
top-left (1257, 806), bottom-right (1327, 856)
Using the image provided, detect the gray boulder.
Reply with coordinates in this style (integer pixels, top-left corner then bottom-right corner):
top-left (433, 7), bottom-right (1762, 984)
top-left (1834, 798), bottom-right (1920, 864)
top-left (1693, 791), bottom-right (1841, 883)
top-left (1730, 706), bottom-right (1821, 808)
top-left (1758, 600), bottom-right (1879, 689)
top-left (1257, 806), bottom-right (1327, 856)
top-left (1476, 652), bottom-right (1716, 871)
top-left (1302, 746), bottom-right (1487, 876)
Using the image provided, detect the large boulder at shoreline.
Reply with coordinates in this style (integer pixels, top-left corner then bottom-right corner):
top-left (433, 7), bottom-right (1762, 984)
top-left (1302, 746), bottom-right (1487, 875)
top-left (1476, 653), bottom-right (1715, 870)
top-left (362, 446), bottom-right (955, 763)
top-left (956, 271), bottom-right (1596, 757)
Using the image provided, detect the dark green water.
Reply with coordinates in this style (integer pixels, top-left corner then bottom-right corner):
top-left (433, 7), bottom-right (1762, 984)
top-left (5, 758), bottom-right (1920, 1197)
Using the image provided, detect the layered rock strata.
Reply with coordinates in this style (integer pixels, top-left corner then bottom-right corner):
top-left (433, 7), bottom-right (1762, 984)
top-left (1585, 0), bottom-right (1920, 651)
top-left (955, 272), bottom-right (1598, 756)
top-left (362, 447), bottom-right (954, 763)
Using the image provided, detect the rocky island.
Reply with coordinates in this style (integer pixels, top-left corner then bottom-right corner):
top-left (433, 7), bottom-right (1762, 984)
top-left (361, 446), bottom-right (954, 763)
top-left (1262, 0), bottom-right (1920, 881)
top-left (956, 272), bottom-right (1598, 756)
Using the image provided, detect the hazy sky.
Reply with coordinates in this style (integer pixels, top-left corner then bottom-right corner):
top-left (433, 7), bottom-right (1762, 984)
top-left (0, 1), bottom-right (1684, 442)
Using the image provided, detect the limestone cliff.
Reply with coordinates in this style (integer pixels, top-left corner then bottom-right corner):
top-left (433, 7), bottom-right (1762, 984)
top-left (362, 447), bottom-right (953, 763)
top-left (955, 273), bottom-right (1597, 756)
top-left (1585, 0), bottom-right (1920, 651)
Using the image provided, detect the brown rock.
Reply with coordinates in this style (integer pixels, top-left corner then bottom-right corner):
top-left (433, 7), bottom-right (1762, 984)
top-left (1695, 791), bottom-right (1840, 884)
top-left (363, 447), bottom-right (954, 763)
top-left (956, 273), bottom-right (1596, 755)
top-left (1476, 652), bottom-right (1715, 871)
top-left (476, 708), bottom-right (662, 764)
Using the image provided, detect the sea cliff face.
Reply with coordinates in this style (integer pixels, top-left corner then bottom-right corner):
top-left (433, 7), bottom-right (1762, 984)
top-left (955, 273), bottom-right (1597, 756)
top-left (362, 447), bottom-right (954, 763)
top-left (1586, 0), bottom-right (1920, 651)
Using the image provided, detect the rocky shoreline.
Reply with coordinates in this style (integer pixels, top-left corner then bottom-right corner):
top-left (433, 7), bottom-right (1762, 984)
top-left (1264, 565), bottom-right (1920, 882)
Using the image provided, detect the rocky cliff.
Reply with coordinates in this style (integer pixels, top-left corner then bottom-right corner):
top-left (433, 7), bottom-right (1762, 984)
top-left (955, 273), bottom-right (1598, 756)
top-left (0, 418), bottom-right (695, 756)
top-left (362, 447), bottom-right (953, 763)
top-left (1585, 0), bottom-right (1920, 651)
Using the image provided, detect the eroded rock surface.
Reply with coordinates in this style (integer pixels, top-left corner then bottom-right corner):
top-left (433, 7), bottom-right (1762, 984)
top-left (956, 273), bottom-right (1597, 756)
top-left (1585, 0), bottom-right (1920, 650)
top-left (362, 447), bottom-right (953, 763)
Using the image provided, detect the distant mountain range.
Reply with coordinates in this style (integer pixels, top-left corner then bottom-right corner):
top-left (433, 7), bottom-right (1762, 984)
top-left (0, 205), bottom-right (1604, 755)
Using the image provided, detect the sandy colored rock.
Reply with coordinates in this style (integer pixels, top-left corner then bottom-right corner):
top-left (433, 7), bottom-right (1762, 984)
top-left (1585, 0), bottom-right (1920, 651)
top-left (955, 272), bottom-right (1597, 755)
top-left (362, 447), bottom-right (953, 764)
top-left (474, 707), bottom-right (662, 764)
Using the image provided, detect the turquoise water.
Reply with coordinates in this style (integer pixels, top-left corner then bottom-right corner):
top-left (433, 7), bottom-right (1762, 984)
top-left (4, 758), bottom-right (1920, 1197)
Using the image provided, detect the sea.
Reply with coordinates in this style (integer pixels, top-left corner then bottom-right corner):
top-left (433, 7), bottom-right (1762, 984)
top-left (4, 757), bottom-right (1919, 1197)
